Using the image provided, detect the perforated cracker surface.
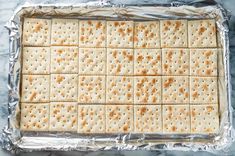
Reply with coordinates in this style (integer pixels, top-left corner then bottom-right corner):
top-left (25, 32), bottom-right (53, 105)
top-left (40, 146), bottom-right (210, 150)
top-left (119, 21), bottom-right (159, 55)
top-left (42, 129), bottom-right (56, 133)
top-left (134, 49), bottom-right (161, 75)
top-left (134, 105), bottom-right (162, 133)
top-left (23, 18), bottom-right (51, 46)
top-left (106, 105), bottom-right (133, 133)
top-left (162, 76), bottom-right (189, 103)
top-left (107, 21), bottom-right (133, 48)
top-left (190, 77), bottom-right (218, 103)
top-left (78, 76), bottom-right (106, 103)
top-left (78, 105), bottom-right (105, 133)
top-left (22, 47), bottom-right (50, 74)
top-left (79, 48), bottom-right (106, 75)
top-left (190, 49), bottom-right (217, 76)
top-left (191, 105), bottom-right (219, 134)
top-left (134, 21), bottom-right (160, 48)
top-left (51, 46), bottom-right (78, 73)
top-left (21, 75), bottom-right (50, 102)
top-left (162, 48), bottom-right (189, 75)
top-left (188, 19), bottom-right (217, 47)
top-left (50, 74), bottom-right (77, 102)
top-left (107, 48), bottom-right (134, 75)
top-left (20, 103), bottom-right (49, 131)
top-left (49, 102), bottom-right (77, 131)
top-left (21, 18), bottom-right (221, 135)
top-left (163, 105), bottom-right (190, 134)
top-left (160, 20), bottom-right (187, 48)
top-left (51, 19), bottom-right (79, 45)
top-left (134, 76), bottom-right (161, 104)
top-left (106, 76), bottom-right (133, 104)
top-left (79, 20), bottom-right (106, 47)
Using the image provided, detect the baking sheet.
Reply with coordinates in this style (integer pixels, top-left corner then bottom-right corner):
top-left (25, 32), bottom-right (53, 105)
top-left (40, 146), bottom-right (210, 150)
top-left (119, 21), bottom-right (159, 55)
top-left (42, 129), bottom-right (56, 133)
top-left (1, 0), bottom-right (234, 154)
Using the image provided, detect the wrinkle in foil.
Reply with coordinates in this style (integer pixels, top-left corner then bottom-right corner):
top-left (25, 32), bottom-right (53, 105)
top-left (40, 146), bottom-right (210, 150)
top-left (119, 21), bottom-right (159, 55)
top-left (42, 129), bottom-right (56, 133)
top-left (1, 0), bottom-right (234, 154)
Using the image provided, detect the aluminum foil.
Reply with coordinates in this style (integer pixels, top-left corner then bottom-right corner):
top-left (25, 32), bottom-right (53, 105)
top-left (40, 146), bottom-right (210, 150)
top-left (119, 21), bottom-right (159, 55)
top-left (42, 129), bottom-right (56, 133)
top-left (1, 0), bottom-right (234, 154)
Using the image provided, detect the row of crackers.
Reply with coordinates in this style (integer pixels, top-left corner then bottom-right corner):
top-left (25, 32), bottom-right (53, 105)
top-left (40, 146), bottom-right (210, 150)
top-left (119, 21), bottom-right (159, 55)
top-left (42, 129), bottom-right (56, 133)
top-left (22, 47), bottom-right (220, 76)
top-left (20, 103), bottom-right (219, 134)
top-left (23, 18), bottom-right (218, 48)
top-left (21, 75), bottom-right (218, 104)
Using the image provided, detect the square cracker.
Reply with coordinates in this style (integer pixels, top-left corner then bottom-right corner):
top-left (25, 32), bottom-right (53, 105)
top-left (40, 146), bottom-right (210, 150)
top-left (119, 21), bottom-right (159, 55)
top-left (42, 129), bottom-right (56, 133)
top-left (78, 105), bottom-right (105, 133)
top-left (188, 19), bottom-right (217, 47)
top-left (163, 105), bottom-right (190, 134)
top-left (134, 21), bottom-right (160, 48)
top-left (49, 102), bottom-right (77, 131)
top-left (51, 19), bottom-right (79, 46)
top-left (191, 105), bottom-right (219, 134)
top-left (78, 76), bottom-right (105, 103)
top-left (190, 77), bottom-right (217, 103)
top-left (79, 48), bottom-right (106, 75)
top-left (106, 76), bottom-right (133, 104)
top-left (190, 49), bottom-right (217, 76)
top-left (22, 18), bottom-right (51, 46)
top-left (134, 105), bottom-right (162, 133)
top-left (50, 46), bottom-right (78, 74)
top-left (106, 105), bottom-right (133, 133)
top-left (20, 103), bottom-right (49, 131)
top-left (134, 49), bottom-right (161, 75)
top-left (107, 48), bottom-right (133, 75)
top-left (160, 20), bottom-right (187, 48)
top-left (50, 74), bottom-right (77, 102)
top-left (162, 76), bottom-right (189, 103)
top-left (21, 75), bottom-right (50, 102)
top-left (134, 76), bottom-right (161, 104)
top-left (107, 21), bottom-right (133, 48)
top-left (22, 47), bottom-right (50, 74)
top-left (79, 20), bottom-right (106, 47)
top-left (162, 48), bottom-right (189, 75)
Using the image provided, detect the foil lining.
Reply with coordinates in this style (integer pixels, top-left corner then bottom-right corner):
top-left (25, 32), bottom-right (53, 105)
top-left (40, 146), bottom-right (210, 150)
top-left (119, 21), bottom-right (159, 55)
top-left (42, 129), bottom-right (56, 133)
top-left (1, 0), bottom-right (234, 154)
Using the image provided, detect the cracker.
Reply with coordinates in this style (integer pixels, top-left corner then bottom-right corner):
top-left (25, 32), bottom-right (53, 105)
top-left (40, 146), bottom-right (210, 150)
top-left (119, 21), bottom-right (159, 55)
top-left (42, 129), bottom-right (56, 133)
top-left (50, 46), bottom-right (78, 74)
top-left (107, 48), bottom-right (134, 75)
top-left (134, 49), bottom-right (161, 75)
top-left (106, 76), bottom-right (133, 104)
top-left (21, 75), bottom-right (50, 102)
top-left (190, 77), bottom-right (218, 103)
top-left (163, 105), bottom-right (190, 134)
top-left (160, 20), bottom-right (187, 48)
top-left (191, 105), bottom-right (219, 134)
top-left (79, 20), bottom-right (106, 47)
top-left (134, 105), bottom-right (162, 133)
top-left (162, 76), bottom-right (189, 103)
top-left (49, 102), bottom-right (77, 131)
top-left (162, 48), bottom-right (189, 75)
top-left (22, 47), bottom-right (50, 74)
top-left (79, 48), bottom-right (106, 75)
top-left (107, 21), bottom-right (133, 48)
top-left (22, 18), bottom-right (51, 46)
top-left (51, 19), bottom-right (79, 46)
top-left (188, 19), bottom-right (217, 47)
top-left (78, 105), bottom-right (105, 133)
top-left (78, 76), bottom-right (106, 103)
top-left (134, 21), bottom-right (160, 48)
top-left (106, 105), bottom-right (133, 133)
top-left (190, 49), bottom-right (217, 76)
top-left (134, 76), bottom-right (161, 104)
top-left (50, 74), bottom-right (77, 101)
top-left (20, 103), bottom-right (49, 131)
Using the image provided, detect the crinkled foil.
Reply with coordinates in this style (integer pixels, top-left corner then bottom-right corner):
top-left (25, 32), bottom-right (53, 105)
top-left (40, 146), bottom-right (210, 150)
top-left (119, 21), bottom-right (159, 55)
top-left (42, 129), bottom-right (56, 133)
top-left (1, 0), bottom-right (234, 154)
